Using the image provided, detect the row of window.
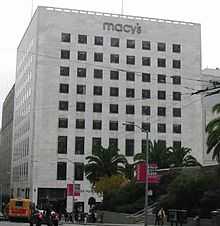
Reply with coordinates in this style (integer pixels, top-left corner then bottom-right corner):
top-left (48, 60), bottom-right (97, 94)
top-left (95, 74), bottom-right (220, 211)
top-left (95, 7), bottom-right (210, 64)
top-left (61, 33), bottom-right (181, 53)
top-left (61, 49), bottom-right (181, 68)
top-left (60, 67), bottom-right (181, 84)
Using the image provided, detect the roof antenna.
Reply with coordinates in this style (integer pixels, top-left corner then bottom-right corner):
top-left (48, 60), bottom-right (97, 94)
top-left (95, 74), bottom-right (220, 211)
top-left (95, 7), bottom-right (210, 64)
top-left (121, 0), bottom-right (124, 15)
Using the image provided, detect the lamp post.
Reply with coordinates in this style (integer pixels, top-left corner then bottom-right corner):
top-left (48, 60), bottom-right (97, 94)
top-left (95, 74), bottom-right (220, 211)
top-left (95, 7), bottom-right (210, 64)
top-left (122, 122), bottom-right (149, 226)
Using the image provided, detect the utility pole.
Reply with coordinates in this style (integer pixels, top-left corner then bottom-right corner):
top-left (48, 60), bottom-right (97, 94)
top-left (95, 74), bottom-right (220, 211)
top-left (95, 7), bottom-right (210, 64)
top-left (0, 184), bottom-right (2, 213)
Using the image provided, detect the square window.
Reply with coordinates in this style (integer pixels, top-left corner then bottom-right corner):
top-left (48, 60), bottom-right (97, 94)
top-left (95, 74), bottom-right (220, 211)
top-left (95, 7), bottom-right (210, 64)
top-left (158, 74), bottom-right (166, 83)
top-left (126, 124), bottom-right (135, 131)
top-left (61, 50), bottom-right (70, 59)
top-left (126, 105), bottom-right (135, 114)
top-left (173, 108), bottom-right (181, 117)
top-left (109, 121), bottom-right (118, 131)
top-left (75, 137), bottom-right (85, 154)
top-left (173, 92), bottom-right (181, 101)
top-left (95, 36), bottom-right (103, 45)
top-left (173, 60), bottom-right (181, 69)
top-left (94, 86), bottom-right (102, 95)
top-left (142, 73), bottom-right (151, 82)
top-left (92, 137), bottom-right (102, 153)
top-left (60, 66), bottom-right (69, 76)
top-left (158, 107), bottom-right (166, 116)
top-left (57, 162), bottom-right (67, 180)
top-left (157, 42), bottom-right (166, 51)
top-left (58, 136), bottom-right (67, 154)
top-left (127, 39), bottom-right (135, 48)
top-left (110, 70), bottom-right (119, 80)
top-left (173, 140), bottom-right (181, 148)
top-left (93, 120), bottom-right (102, 130)
top-left (158, 58), bottom-right (166, 67)
top-left (77, 85), bottom-right (86, 95)
top-left (158, 123), bottom-right (166, 133)
top-left (126, 88), bottom-right (135, 98)
top-left (142, 89), bottom-right (151, 99)
top-left (142, 57), bottom-right (151, 66)
top-left (142, 106), bottom-right (150, 115)
top-left (78, 51), bottom-right (87, 61)
top-left (158, 90), bottom-right (166, 100)
top-left (94, 52), bottom-right (103, 62)
top-left (142, 41), bottom-right (151, 50)
top-left (172, 76), bottom-right (181, 85)
top-left (74, 163), bottom-right (84, 180)
top-left (142, 122), bottom-right (150, 132)
top-left (158, 140), bottom-right (166, 147)
top-left (93, 103), bottom-right (102, 113)
top-left (78, 34), bottom-right (87, 44)
top-left (127, 56), bottom-right (135, 65)
top-left (76, 119), bottom-right (85, 129)
top-left (110, 87), bottom-right (119, 96)
top-left (58, 118), bottom-right (68, 128)
top-left (77, 68), bottom-right (86, 77)
top-left (61, 33), bottom-right (70, 42)
top-left (111, 37), bottom-right (120, 47)
top-left (109, 104), bottom-right (118, 113)
top-left (59, 101), bottom-right (68, 111)
top-left (173, 44), bottom-right (181, 53)
top-left (126, 72), bottom-right (135, 81)
top-left (59, 83), bottom-right (69, 94)
top-left (173, 124), bottom-right (181, 134)
top-left (125, 139), bottom-right (134, 156)
top-left (94, 69), bottom-right (103, 79)
top-left (109, 138), bottom-right (118, 148)
top-left (110, 54), bottom-right (119, 63)
top-left (76, 102), bottom-right (85, 112)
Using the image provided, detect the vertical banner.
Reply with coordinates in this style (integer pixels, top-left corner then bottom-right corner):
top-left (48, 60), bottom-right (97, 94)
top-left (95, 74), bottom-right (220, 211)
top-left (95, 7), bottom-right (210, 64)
top-left (67, 183), bottom-right (74, 196)
top-left (74, 184), bottom-right (80, 196)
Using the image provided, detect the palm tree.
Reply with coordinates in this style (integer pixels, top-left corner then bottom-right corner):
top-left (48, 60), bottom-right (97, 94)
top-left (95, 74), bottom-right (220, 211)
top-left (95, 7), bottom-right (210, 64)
top-left (206, 103), bottom-right (220, 162)
top-left (84, 145), bottom-right (128, 184)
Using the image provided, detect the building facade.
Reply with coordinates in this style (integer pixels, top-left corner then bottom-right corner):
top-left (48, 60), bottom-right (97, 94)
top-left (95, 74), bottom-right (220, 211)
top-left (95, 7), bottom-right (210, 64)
top-left (11, 6), bottom-right (203, 211)
top-left (0, 85), bottom-right (14, 198)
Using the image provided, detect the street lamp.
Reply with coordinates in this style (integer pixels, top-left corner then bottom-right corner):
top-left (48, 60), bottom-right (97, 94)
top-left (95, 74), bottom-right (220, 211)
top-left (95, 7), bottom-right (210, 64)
top-left (122, 122), bottom-right (149, 226)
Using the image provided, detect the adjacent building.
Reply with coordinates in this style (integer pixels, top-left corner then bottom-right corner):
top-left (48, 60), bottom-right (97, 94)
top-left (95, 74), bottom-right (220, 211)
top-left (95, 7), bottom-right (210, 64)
top-left (11, 6), bottom-right (203, 211)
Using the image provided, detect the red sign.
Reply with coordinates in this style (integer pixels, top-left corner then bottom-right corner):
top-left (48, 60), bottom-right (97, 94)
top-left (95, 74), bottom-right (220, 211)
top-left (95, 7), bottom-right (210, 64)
top-left (74, 184), bottom-right (80, 196)
top-left (67, 184), bottom-right (74, 196)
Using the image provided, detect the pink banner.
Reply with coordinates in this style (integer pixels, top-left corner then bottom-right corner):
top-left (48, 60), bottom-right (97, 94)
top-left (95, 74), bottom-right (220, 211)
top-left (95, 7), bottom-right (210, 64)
top-left (67, 184), bottom-right (73, 196)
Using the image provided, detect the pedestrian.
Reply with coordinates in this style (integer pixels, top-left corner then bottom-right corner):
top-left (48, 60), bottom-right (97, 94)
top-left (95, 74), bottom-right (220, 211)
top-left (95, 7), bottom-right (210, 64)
top-left (154, 208), bottom-right (160, 226)
top-left (158, 207), bottom-right (166, 226)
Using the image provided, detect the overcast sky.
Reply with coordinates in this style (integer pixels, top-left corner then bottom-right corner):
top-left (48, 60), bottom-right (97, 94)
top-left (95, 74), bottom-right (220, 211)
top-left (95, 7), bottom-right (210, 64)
top-left (0, 0), bottom-right (219, 126)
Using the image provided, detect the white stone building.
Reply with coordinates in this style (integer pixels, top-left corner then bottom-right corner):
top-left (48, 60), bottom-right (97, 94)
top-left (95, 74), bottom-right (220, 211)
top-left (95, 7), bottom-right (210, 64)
top-left (11, 6), bottom-right (203, 212)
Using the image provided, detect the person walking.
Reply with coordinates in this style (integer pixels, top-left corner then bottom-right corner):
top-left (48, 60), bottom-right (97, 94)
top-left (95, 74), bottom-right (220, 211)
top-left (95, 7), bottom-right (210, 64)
top-left (158, 207), bottom-right (166, 226)
top-left (154, 208), bottom-right (160, 226)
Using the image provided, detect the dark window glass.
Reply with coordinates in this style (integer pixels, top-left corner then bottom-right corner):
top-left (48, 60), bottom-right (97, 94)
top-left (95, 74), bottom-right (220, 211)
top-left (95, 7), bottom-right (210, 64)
top-left (142, 89), bottom-right (151, 99)
top-left (173, 124), bottom-right (181, 134)
top-left (158, 74), bottom-right (166, 83)
top-left (127, 39), bottom-right (135, 48)
top-left (126, 72), bottom-right (135, 81)
top-left (61, 50), bottom-right (70, 59)
top-left (59, 101), bottom-right (68, 111)
top-left (126, 88), bottom-right (135, 98)
top-left (78, 34), bottom-right (87, 44)
top-left (77, 68), bottom-right (86, 77)
top-left (77, 85), bottom-right (86, 95)
top-left (111, 38), bottom-right (119, 47)
top-left (109, 104), bottom-right (118, 113)
top-left (76, 102), bottom-right (85, 112)
top-left (158, 107), bottom-right (166, 116)
top-left (109, 138), bottom-right (118, 148)
top-left (158, 140), bottom-right (166, 147)
top-left (94, 52), bottom-right (103, 62)
top-left (94, 86), bottom-right (102, 95)
top-left (158, 90), bottom-right (166, 100)
top-left (126, 105), bottom-right (135, 114)
top-left (142, 41), bottom-right (151, 50)
top-left (173, 140), bottom-right (181, 149)
top-left (109, 121), bottom-right (118, 131)
top-left (158, 123), bottom-right (166, 133)
top-left (142, 57), bottom-right (151, 66)
top-left (142, 122), bottom-right (150, 132)
top-left (110, 70), bottom-right (119, 80)
top-left (61, 33), bottom-right (71, 42)
top-left (126, 123), bottom-right (135, 131)
top-left (126, 139), bottom-right (134, 156)
top-left (93, 103), bottom-right (102, 113)
top-left (94, 69), bottom-right (103, 79)
top-left (173, 92), bottom-right (181, 101)
top-left (158, 58), bottom-right (166, 67)
top-left (173, 44), bottom-right (181, 53)
top-left (110, 54), bottom-right (119, 63)
top-left (59, 83), bottom-right (69, 93)
top-left (93, 120), bottom-right (102, 130)
top-left (173, 108), bottom-right (181, 117)
top-left (142, 73), bottom-right (151, 82)
top-left (110, 87), bottom-right (119, 97)
top-left (76, 119), bottom-right (85, 129)
top-left (78, 51), bottom-right (87, 61)
top-left (75, 137), bottom-right (84, 154)
top-left (58, 118), bottom-right (68, 128)
top-left (142, 140), bottom-right (147, 153)
top-left (58, 136), bottom-right (67, 154)
top-left (92, 137), bottom-right (101, 147)
top-left (60, 66), bottom-right (69, 76)
top-left (157, 42), bottom-right (166, 51)
top-left (57, 162), bottom-right (67, 180)
top-left (142, 106), bottom-right (150, 115)
top-left (74, 163), bottom-right (84, 180)
top-left (95, 36), bottom-right (103, 45)
top-left (172, 76), bottom-right (181, 85)
top-left (173, 60), bottom-right (181, 69)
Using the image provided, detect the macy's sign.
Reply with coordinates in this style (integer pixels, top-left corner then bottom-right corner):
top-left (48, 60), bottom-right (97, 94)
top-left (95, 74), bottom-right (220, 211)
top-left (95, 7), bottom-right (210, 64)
top-left (103, 22), bottom-right (142, 34)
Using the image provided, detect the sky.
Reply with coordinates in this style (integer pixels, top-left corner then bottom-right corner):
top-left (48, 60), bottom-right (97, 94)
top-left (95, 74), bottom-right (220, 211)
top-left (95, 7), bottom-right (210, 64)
top-left (0, 0), bottom-right (219, 126)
